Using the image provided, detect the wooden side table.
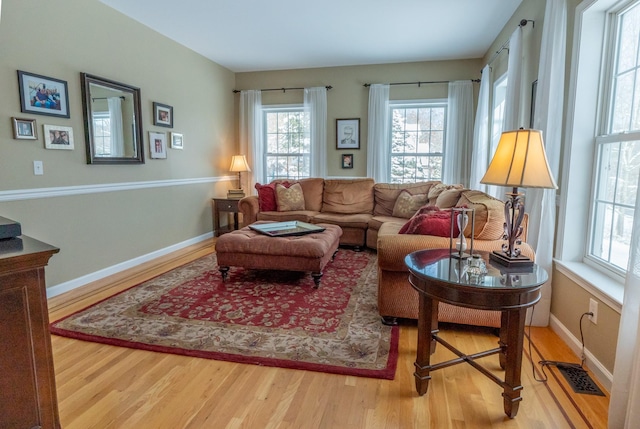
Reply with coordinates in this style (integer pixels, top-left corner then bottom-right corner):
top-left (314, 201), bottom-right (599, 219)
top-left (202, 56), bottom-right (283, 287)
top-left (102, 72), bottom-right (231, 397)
top-left (212, 197), bottom-right (240, 237)
top-left (404, 249), bottom-right (547, 419)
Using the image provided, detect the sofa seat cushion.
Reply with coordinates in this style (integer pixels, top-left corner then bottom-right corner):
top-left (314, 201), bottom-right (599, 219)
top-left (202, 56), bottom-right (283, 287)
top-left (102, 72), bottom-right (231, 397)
top-left (312, 212), bottom-right (372, 229)
top-left (322, 178), bottom-right (375, 214)
top-left (368, 215), bottom-right (406, 232)
top-left (257, 211), bottom-right (319, 223)
top-left (456, 190), bottom-right (506, 240)
top-left (373, 181), bottom-right (440, 216)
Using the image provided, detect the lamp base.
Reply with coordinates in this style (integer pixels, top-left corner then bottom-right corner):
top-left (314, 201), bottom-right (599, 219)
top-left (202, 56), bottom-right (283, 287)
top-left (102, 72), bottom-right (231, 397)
top-left (489, 251), bottom-right (533, 268)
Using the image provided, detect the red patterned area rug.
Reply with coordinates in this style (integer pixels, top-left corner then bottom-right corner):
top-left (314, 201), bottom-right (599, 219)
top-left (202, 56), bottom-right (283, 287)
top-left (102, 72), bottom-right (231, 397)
top-left (51, 249), bottom-right (398, 379)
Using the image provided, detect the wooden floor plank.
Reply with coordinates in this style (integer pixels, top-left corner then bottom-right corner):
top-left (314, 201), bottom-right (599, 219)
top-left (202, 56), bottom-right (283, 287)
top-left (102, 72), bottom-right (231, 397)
top-left (49, 240), bottom-right (609, 428)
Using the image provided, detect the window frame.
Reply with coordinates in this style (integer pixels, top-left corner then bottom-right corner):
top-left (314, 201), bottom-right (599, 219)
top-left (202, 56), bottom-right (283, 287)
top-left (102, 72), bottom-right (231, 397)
top-left (387, 98), bottom-right (448, 184)
top-left (261, 104), bottom-right (311, 183)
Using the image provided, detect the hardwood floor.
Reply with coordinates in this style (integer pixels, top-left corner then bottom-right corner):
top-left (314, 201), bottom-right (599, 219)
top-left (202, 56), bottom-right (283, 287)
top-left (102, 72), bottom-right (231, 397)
top-left (48, 240), bottom-right (609, 428)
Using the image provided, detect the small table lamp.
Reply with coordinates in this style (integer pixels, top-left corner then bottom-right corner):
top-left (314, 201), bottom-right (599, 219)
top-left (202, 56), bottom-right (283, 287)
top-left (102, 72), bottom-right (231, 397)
top-left (228, 155), bottom-right (251, 199)
top-left (480, 128), bottom-right (557, 267)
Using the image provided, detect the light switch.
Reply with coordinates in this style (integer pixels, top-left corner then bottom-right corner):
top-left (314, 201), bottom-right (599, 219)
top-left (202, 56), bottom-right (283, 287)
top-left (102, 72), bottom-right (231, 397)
top-left (33, 161), bottom-right (44, 175)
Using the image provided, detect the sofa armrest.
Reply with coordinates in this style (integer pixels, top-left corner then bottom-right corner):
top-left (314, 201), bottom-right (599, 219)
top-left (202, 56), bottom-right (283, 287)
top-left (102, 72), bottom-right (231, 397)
top-left (377, 231), bottom-right (453, 272)
top-left (238, 196), bottom-right (259, 225)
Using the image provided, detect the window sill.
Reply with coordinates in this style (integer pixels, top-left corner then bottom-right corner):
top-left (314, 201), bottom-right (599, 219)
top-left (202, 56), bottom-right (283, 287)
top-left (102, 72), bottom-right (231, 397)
top-left (554, 260), bottom-right (623, 314)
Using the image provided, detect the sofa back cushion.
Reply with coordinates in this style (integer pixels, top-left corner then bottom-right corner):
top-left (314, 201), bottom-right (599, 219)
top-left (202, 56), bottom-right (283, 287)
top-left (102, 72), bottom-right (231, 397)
top-left (456, 190), bottom-right (506, 240)
top-left (322, 178), bottom-right (375, 214)
top-left (373, 181), bottom-right (440, 216)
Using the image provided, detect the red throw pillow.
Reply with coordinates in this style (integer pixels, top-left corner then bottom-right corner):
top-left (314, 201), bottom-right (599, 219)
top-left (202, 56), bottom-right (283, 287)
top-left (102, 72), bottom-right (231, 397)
top-left (399, 206), bottom-right (459, 237)
top-left (255, 182), bottom-right (290, 211)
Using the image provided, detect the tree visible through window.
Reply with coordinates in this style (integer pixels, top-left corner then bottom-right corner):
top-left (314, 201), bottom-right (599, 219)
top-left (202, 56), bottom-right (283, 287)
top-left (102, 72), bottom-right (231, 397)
top-left (263, 107), bottom-right (310, 182)
top-left (390, 102), bottom-right (446, 183)
top-left (590, 1), bottom-right (640, 272)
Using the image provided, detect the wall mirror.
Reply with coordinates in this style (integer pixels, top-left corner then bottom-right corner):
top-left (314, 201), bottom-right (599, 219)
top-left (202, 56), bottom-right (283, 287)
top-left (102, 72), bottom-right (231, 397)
top-left (81, 73), bottom-right (144, 164)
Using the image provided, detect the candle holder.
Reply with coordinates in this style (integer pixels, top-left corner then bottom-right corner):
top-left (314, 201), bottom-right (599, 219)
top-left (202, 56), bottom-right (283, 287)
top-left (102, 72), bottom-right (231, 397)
top-left (449, 207), bottom-right (475, 259)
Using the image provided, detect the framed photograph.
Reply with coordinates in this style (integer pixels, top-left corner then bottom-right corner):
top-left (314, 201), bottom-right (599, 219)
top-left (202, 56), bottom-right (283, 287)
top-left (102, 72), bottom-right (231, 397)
top-left (43, 124), bottom-right (74, 150)
top-left (336, 118), bottom-right (360, 149)
top-left (17, 70), bottom-right (70, 118)
top-left (342, 153), bottom-right (354, 169)
top-left (170, 132), bottom-right (184, 149)
top-left (12, 117), bottom-right (37, 140)
top-left (153, 102), bottom-right (173, 127)
top-left (149, 131), bottom-right (167, 159)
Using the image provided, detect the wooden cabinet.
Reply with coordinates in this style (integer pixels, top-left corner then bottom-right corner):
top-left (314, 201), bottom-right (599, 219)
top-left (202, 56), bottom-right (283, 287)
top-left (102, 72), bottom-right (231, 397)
top-left (212, 198), bottom-right (240, 237)
top-left (0, 236), bottom-right (60, 429)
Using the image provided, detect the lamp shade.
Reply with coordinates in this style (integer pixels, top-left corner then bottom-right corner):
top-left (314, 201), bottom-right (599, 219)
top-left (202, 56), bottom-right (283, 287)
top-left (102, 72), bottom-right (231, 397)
top-left (480, 129), bottom-right (557, 189)
top-left (229, 155), bottom-right (251, 173)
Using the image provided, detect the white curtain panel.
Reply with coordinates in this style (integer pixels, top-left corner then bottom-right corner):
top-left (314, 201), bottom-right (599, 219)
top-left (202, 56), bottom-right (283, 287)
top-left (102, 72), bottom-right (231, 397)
top-left (527, 0), bottom-right (566, 327)
top-left (107, 97), bottom-right (124, 157)
top-left (611, 190), bottom-right (640, 427)
top-left (239, 90), bottom-right (263, 191)
top-left (504, 26), bottom-right (523, 131)
top-left (469, 66), bottom-right (491, 191)
top-left (304, 87), bottom-right (327, 178)
top-left (443, 80), bottom-right (474, 186)
top-left (366, 84), bottom-right (390, 183)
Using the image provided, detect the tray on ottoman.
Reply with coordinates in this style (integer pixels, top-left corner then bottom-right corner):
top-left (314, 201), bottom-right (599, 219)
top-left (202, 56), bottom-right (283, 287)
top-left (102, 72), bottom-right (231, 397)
top-left (215, 222), bottom-right (342, 288)
top-left (249, 221), bottom-right (325, 237)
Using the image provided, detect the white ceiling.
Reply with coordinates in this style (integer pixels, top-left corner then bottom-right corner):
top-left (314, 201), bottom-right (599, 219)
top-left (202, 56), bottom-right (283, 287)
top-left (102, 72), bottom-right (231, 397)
top-left (99, 0), bottom-right (524, 73)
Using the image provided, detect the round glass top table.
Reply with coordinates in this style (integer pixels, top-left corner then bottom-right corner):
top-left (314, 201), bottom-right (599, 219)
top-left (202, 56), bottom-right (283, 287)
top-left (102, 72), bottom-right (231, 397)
top-left (404, 249), bottom-right (548, 419)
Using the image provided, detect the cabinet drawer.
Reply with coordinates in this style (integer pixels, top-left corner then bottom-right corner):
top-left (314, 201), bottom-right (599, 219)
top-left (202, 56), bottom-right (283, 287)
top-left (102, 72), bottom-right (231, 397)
top-left (217, 200), bottom-right (238, 212)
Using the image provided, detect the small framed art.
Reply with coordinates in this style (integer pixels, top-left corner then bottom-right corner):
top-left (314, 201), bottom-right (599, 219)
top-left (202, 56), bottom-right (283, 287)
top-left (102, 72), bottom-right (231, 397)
top-left (170, 132), bottom-right (184, 149)
top-left (12, 117), bottom-right (37, 140)
top-left (149, 131), bottom-right (167, 159)
top-left (153, 102), bottom-right (173, 127)
top-left (342, 153), bottom-right (354, 169)
top-left (17, 70), bottom-right (70, 118)
top-left (336, 118), bottom-right (360, 149)
top-left (43, 124), bottom-right (74, 150)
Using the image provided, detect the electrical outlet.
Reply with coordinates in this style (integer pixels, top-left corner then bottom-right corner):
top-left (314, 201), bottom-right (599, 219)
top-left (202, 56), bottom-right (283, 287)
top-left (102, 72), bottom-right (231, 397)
top-left (589, 298), bottom-right (598, 324)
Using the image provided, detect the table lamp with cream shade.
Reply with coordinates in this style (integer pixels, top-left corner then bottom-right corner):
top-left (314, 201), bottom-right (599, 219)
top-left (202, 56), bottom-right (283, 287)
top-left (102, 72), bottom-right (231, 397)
top-left (480, 128), bottom-right (557, 267)
top-left (228, 155), bottom-right (251, 199)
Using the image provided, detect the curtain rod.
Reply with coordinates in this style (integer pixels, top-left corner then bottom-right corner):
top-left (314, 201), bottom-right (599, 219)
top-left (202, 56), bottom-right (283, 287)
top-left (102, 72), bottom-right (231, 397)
top-left (486, 19), bottom-right (535, 67)
top-left (233, 85), bottom-right (332, 94)
top-left (363, 79), bottom-right (480, 88)
top-left (91, 96), bottom-right (125, 101)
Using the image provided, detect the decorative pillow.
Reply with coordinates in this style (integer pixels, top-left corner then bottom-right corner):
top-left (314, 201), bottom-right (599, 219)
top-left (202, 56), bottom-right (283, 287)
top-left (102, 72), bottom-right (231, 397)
top-left (399, 206), bottom-right (459, 237)
top-left (255, 182), bottom-right (277, 211)
top-left (392, 190), bottom-right (428, 218)
top-left (456, 190), bottom-right (506, 240)
top-left (435, 188), bottom-right (466, 208)
top-left (276, 183), bottom-right (305, 211)
top-left (427, 183), bottom-right (464, 205)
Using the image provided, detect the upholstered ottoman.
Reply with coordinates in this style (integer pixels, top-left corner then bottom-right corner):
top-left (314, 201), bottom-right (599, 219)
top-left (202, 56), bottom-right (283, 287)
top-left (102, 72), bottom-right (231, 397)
top-left (215, 222), bottom-right (342, 288)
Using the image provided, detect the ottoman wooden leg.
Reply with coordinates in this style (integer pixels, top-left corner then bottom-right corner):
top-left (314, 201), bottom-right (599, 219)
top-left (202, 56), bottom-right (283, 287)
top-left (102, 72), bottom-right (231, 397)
top-left (219, 266), bottom-right (229, 281)
top-left (311, 272), bottom-right (323, 288)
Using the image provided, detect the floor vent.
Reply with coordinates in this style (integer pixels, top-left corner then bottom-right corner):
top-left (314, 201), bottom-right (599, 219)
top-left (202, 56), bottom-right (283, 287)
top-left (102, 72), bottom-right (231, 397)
top-left (557, 365), bottom-right (605, 396)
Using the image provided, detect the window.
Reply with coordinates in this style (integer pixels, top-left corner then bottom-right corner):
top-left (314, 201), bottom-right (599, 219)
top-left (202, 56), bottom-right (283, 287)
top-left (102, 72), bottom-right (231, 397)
top-left (589, 1), bottom-right (640, 274)
top-left (263, 106), bottom-right (310, 182)
top-left (92, 112), bottom-right (111, 156)
top-left (491, 74), bottom-right (508, 156)
top-left (389, 101), bottom-right (447, 183)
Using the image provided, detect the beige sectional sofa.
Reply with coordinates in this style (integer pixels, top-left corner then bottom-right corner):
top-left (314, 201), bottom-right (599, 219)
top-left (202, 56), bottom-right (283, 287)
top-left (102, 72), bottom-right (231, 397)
top-left (237, 178), bottom-right (534, 327)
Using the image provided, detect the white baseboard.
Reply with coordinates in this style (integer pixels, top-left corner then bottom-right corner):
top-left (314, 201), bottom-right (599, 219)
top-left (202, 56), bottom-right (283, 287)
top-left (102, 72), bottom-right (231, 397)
top-left (549, 314), bottom-right (613, 392)
top-left (46, 232), bottom-right (213, 299)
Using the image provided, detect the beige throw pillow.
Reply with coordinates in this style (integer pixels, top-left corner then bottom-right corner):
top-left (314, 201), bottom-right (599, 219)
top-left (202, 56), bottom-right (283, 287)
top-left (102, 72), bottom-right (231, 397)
top-left (392, 190), bottom-right (428, 218)
top-left (276, 183), bottom-right (305, 211)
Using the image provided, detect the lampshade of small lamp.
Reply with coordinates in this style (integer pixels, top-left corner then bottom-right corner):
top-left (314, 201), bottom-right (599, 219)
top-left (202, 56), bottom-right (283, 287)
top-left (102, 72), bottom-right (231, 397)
top-left (480, 128), bottom-right (557, 267)
top-left (229, 155), bottom-right (251, 191)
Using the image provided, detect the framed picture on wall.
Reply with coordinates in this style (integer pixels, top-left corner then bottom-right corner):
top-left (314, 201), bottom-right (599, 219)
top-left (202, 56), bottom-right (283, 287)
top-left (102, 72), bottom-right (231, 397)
top-left (336, 118), bottom-right (360, 149)
top-left (170, 132), bottom-right (184, 149)
top-left (43, 124), bottom-right (74, 150)
top-left (12, 117), bottom-right (37, 140)
top-left (149, 131), bottom-right (167, 159)
top-left (342, 153), bottom-right (354, 169)
top-left (17, 70), bottom-right (70, 118)
top-left (153, 102), bottom-right (173, 127)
